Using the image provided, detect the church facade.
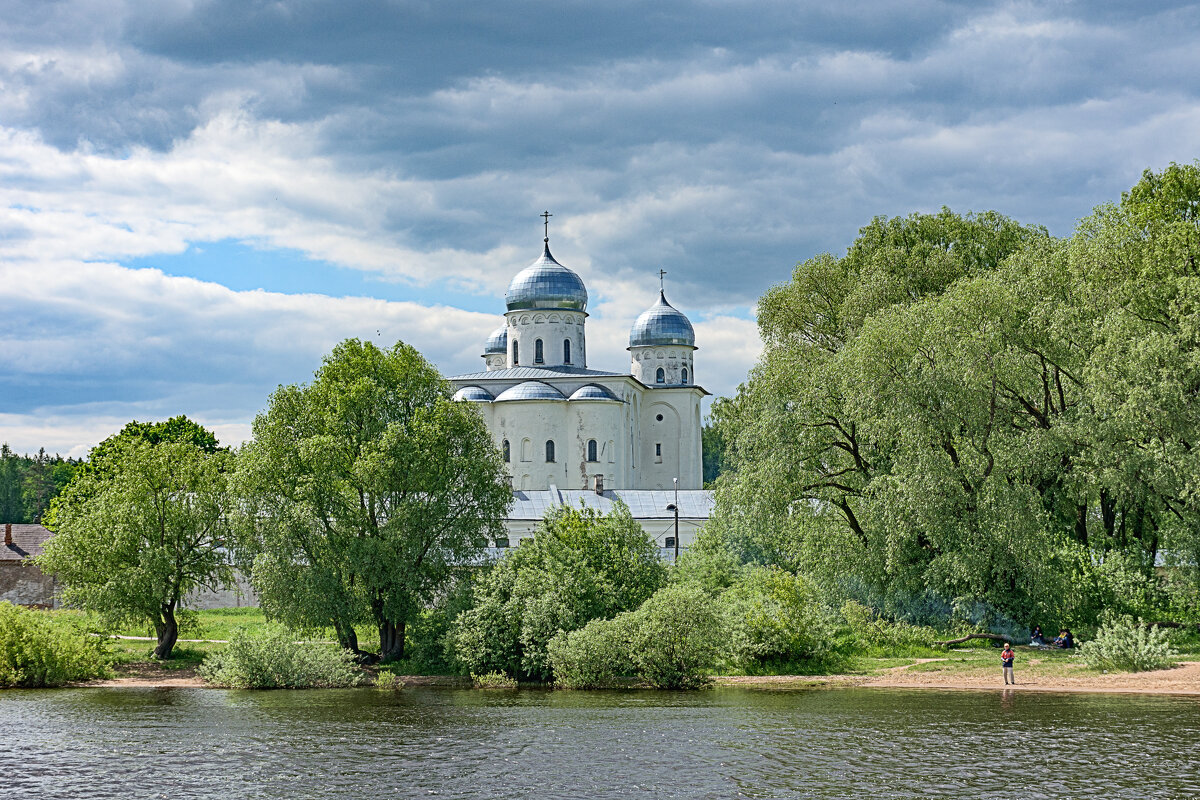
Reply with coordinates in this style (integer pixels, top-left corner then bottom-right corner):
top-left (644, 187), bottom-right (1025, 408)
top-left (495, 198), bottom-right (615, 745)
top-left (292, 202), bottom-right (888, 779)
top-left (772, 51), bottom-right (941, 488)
top-left (447, 235), bottom-right (706, 493)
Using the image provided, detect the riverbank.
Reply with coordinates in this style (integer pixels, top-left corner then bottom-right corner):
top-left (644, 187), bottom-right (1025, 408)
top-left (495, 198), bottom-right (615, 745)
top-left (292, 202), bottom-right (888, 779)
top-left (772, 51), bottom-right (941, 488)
top-left (79, 651), bottom-right (1200, 694)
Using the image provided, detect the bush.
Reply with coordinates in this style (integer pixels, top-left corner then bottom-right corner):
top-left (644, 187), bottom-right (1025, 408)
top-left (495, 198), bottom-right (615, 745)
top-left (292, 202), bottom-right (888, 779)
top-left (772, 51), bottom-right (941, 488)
top-left (374, 671), bottom-right (404, 690)
top-left (1079, 616), bottom-right (1177, 673)
top-left (199, 625), bottom-right (363, 688)
top-left (840, 600), bottom-right (938, 655)
top-left (628, 583), bottom-right (723, 689)
top-left (471, 670), bottom-right (518, 688)
top-left (548, 614), bottom-right (635, 689)
top-left (0, 603), bottom-right (109, 688)
top-left (721, 567), bottom-right (838, 671)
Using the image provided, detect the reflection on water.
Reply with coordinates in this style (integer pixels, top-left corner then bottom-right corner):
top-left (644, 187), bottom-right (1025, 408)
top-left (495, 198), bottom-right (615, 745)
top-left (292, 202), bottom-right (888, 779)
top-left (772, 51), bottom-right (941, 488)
top-left (2, 686), bottom-right (1198, 799)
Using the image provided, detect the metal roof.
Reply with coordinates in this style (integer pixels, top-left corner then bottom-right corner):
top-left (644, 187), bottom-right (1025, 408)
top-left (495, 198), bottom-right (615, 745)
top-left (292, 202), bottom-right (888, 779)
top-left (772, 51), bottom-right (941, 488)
top-left (568, 384), bottom-right (620, 401)
top-left (452, 385), bottom-right (493, 402)
top-left (449, 366), bottom-right (625, 382)
top-left (629, 290), bottom-right (696, 348)
top-left (495, 381), bottom-right (567, 402)
top-left (505, 244), bottom-right (588, 311)
top-left (508, 489), bottom-right (714, 520)
top-left (483, 325), bottom-right (508, 355)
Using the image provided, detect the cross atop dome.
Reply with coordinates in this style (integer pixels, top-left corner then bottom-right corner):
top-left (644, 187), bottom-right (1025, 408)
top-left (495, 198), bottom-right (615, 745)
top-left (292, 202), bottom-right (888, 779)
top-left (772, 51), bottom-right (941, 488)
top-left (542, 210), bottom-right (552, 243)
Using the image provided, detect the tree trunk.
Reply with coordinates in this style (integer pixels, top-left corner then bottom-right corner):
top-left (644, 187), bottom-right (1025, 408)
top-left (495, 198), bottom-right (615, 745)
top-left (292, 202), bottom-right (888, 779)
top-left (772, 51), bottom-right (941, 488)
top-left (933, 633), bottom-right (1020, 647)
top-left (378, 620), bottom-right (406, 662)
top-left (153, 603), bottom-right (179, 660)
top-left (333, 619), bottom-right (359, 653)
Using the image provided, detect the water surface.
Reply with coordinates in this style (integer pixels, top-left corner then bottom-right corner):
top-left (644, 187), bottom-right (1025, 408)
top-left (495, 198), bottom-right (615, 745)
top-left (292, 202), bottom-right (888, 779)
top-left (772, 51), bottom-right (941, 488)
top-left (2, 687), bottom-right (1198, 798)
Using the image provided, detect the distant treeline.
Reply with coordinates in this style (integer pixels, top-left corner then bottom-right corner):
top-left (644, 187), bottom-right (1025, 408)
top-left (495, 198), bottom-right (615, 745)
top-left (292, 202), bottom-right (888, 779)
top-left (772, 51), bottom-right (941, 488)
top-left (0, 445), bottom-right (81, 524)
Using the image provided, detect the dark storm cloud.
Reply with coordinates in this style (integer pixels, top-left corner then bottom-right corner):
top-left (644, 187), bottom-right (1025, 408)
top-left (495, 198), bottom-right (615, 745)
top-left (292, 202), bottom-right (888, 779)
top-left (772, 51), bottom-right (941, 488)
top-left (3, 0), bottom-right (1200, 453)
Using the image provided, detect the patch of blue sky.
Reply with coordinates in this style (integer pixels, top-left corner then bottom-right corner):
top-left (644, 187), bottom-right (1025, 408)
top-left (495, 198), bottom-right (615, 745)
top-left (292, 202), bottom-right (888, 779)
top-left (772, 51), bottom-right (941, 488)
top-left (119, 239), bottom-right (500, 313)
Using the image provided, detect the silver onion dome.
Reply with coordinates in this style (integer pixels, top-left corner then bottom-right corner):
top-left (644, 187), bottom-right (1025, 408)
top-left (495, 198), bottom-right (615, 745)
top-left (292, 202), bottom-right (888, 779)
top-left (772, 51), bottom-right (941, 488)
top-left (568, 384), bottom-right (619, 401)
top-left (629, 291), bottom-right (695, 348)
top-left (483, 325), bottom-right (508, 355)
top-left (453, 385), bottom-right (493, 402)
top-left (495, 381), bottom-right (566, 402)
top-left (504, 244), bottom-right (588, 311)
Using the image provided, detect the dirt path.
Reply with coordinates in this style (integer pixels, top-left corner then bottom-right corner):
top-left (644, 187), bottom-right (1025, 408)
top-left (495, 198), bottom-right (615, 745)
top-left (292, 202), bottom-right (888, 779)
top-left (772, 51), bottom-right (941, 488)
top-left (81, 662), bottom-right (205, 688)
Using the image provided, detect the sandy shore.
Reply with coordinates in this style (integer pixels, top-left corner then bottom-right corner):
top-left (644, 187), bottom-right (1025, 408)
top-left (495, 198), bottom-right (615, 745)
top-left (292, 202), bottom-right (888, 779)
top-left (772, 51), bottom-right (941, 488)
top-left (79, 659), bottom-right (1200, 694)
top-left (716, 660), bottom-right (1200, 695)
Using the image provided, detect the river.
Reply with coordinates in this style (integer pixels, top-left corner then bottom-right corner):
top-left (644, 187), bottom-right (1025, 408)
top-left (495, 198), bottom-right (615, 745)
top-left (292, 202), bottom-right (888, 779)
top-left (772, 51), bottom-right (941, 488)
top-left (2, 686), bottom-right (1198, 798)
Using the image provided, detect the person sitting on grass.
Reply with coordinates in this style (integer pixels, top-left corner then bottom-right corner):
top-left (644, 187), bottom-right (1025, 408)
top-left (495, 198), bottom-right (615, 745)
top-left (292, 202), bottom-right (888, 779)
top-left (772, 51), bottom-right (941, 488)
top-left (1030, 626), bottom-right (1046, 646)
top-left (1053, 629), bottom-right (1075, 648)
top-left (1001, 643), bottom-right (1016, 685)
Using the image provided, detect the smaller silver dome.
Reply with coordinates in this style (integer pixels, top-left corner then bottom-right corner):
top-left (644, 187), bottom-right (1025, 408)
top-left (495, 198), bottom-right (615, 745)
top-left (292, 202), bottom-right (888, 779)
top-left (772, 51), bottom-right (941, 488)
top-left (495, 381), bottom-right (566, 402)
top-left (505, 244), bottom-right (588, 311)
top-left (568, 384), bottom-right (619, 401)
top-left (629, 291), bottom-right (695, 348)
top-left (453, 385), bottom-right (493, 402)
top-left (483, 325), bottom-right (508, 355)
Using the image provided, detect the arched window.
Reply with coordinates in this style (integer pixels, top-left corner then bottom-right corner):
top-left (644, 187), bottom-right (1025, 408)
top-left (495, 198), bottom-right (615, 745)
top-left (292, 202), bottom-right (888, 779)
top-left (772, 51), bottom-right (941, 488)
top-left (502, 439), bottom-right (510, 462)
top-left (563, 339), bottom-right (572, 364)
top-left (655, 367), bottom-right (665, 384)
top-left (535, 338), bottom-right (544, 364)
top-left (513, 341), bottom-right (519, 366)
top-left (545, 440), bottom-right (556, 462)
top-left (681, 367), bottom-right (688, 384)
top-left (587, 439), bottom-right (598, 462)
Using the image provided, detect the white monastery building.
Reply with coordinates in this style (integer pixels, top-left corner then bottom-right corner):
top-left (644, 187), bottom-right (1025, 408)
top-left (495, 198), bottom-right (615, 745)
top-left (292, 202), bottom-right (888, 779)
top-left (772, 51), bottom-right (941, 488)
top-left (445, 220), bottom-right (712, 552)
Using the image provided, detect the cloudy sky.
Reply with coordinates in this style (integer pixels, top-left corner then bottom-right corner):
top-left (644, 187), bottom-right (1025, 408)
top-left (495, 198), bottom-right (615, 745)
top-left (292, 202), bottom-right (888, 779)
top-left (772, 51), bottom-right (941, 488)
top-left (2, 0), bottom-right (1198, 457)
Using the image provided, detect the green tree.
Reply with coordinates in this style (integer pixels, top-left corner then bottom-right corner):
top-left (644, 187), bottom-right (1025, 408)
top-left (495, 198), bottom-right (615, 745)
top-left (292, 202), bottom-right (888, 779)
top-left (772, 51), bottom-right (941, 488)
top-left (449, 502), bottom-right (667, 680)
top-left (235, 338), bottom-right (511, 662)
top-left (36, 439), bottom-right (234, 659)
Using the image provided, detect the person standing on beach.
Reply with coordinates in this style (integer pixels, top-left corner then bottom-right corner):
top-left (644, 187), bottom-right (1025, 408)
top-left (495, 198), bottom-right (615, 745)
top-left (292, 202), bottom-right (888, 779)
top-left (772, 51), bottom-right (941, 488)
top-left (1001, 643), bottom-right (1016, 685)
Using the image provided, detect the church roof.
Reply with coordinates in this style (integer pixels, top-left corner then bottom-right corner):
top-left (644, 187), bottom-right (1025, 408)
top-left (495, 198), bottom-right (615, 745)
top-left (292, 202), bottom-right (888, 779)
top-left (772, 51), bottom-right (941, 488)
top-left (483, 325), bottom-right (508, 355)
top-left (568, 384), bottom-right (620, 401)
top-left (505, 244), bottom-right (588, 312)
top-left (629, 290), bottom-right (695, 348)
top-left (508, 489), bottom-right (715, 520)
top-left (495, 381), bottom-right (567, 401)
top-left (448, 366), bottom-right (625, 382)
top-left (452, 385), bottom-right (493, 402)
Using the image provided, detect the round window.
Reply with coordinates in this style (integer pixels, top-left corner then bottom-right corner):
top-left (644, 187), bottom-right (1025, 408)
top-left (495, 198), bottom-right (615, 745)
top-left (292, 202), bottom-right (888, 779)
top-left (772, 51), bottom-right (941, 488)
top-left (656, 414), bottom-right (664, 422)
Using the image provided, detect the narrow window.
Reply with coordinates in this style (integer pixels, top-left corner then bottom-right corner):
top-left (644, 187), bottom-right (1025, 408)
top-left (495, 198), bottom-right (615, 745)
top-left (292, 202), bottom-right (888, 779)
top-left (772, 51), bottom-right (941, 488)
top-left (587, 439), bottom-right (598, 462)
top-left (655, 367), bottom-right (665, 384)
top-left (513, 341), bottom-right (519, 366)
top-left (563, 339), bottom-right (572, 364)
top-left (503, 439), bottom-right (510, 462)
top-left (655, 443), bottom-right (662, 457)
top-left (545, 439), bottom-right (556, 462)
top-left (535, 338), bottom-right (544, 364)
top-left (681, 367), bottom-right (688, 384)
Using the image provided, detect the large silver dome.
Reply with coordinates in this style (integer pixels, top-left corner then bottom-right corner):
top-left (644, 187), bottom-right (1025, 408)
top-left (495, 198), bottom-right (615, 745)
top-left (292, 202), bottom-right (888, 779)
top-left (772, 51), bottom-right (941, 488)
top-left (505, 244), bottom-right (588, 312)
top-left (483, 325), bottom-right (508, 355)
top-left (453, 385), bottom-right (493, 402)
top-left (629, 291), bottom-right (695, 348)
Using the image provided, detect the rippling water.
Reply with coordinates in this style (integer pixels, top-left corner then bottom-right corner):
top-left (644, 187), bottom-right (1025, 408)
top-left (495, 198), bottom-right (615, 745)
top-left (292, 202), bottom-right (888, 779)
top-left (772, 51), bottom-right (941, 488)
top-left (2, 687), bottom-right (1198, 799)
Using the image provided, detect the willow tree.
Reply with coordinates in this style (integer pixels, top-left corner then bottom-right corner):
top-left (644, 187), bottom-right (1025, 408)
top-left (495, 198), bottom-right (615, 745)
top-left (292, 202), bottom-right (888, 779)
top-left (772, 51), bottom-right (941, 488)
top-left (235, 339), bottom-right (511, 661)
top-left (37, 438), bottom-right (234, 659)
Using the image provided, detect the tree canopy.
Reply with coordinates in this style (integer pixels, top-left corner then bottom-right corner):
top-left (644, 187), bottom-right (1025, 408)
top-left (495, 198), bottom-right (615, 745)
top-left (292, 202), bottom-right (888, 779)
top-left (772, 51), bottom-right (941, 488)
top-left (36, 436), bottom-right (234, 658)
top-left (235, 338), bottom-right (512, 661)
top-left (710, 164), bottom-right (1200, 627)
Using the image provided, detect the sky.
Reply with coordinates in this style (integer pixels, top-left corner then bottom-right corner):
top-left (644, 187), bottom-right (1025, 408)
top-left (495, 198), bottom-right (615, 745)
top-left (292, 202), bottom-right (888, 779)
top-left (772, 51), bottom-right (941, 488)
top-left (2, 0), bottom-right (1199, 458)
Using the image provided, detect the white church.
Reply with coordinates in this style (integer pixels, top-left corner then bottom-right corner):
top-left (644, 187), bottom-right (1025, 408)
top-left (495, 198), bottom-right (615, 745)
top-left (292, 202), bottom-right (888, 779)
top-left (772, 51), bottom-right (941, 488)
top-left (446, 221), bottom-right (713, 550)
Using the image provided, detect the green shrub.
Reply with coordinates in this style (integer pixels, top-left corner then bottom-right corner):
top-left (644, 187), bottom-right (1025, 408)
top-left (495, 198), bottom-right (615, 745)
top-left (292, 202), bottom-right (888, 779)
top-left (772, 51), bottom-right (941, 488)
top-left (471, 670), bottom-right (518, 688)
top-left (1079, 616), bottom-right (1177, 673)
top-left (198, 625), bottom-right (363, 688)
top-left (721, 567), bottom-right (837, 671)
top-left (548, 614), bottom-right (635, 689)
top-left (374, 671), bottom-right (404, 690)
top-left (628, 583), bottom-right (723, 689)
top-left (0, 603), bottom-right (109, 688)
top-left (840, 600), bottom-right (938, 655)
